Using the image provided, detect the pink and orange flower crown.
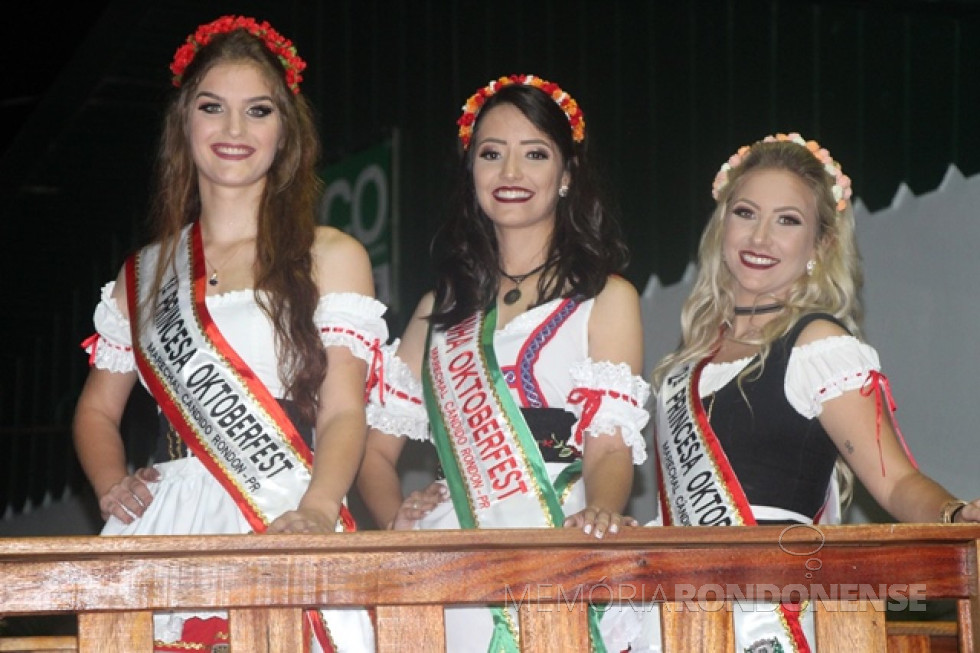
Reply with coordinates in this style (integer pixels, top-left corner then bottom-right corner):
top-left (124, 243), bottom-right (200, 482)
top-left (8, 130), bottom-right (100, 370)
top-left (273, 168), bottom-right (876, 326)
top-left (457, 74), bottom-right (586, 149)
top-left (169, 15), bottom-right (307, 94)
top-left (712, 132), bottom-right (853, 212)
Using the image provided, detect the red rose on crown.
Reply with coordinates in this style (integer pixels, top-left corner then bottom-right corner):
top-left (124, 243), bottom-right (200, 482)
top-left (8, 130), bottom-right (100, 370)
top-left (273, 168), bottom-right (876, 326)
top-left (169, 15), bottom-right (307, 95)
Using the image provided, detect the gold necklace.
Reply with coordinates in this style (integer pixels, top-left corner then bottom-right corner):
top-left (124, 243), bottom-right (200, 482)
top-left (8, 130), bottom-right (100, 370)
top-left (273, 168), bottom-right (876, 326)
top-left (205, 238), bottom-right (251, 287)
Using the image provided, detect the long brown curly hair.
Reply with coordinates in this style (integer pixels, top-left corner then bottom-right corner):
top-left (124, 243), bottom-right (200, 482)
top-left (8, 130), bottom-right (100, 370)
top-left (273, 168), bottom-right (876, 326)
top-left (141, 28), bottom-right (325, 424)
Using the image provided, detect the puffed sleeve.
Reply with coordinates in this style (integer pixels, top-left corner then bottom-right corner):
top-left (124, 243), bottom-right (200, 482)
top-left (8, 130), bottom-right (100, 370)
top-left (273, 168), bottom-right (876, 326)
top-left (315, 292), bottom-right (389, 365)
top-left (785, 335), bottom-right (882, 419)
top-left (565, 359), bottom-right (651, 464)
top-left (365, 342), bottom-right (430, 441)
top-left (81, 282), bottom-right (136, 373)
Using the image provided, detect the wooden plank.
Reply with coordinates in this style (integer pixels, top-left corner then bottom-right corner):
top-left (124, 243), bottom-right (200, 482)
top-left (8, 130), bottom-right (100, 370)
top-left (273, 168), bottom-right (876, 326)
top-left (518, 602), bottom-right (589, 652)
top-left (228, 607), bottom-right (303, 652)
top-left (2, 524), bottom-right (978, 558)
top-left (963, 597), bottom-right (976, 653)
top-left (1, 528), bottom-right (977, 613)
top-left (375, 605), bottom-right (444, 651)
top-left (888, 621), bottom-right (958, 637)
top-left (76, 612), bottom-right (151, 652)
top-left (886, 633), bottom-right (932, 653)
top-left (967, 536), bottom-right (980, 653)
top-left (660, 601), bottom-right (732, 653)
top-left (889, 618), bottom-right (960, 653)
top-left (814, 600), bottom-right (886, 652)
top-left (0, 526), bottom-right (976, 652)
top-left (0, 636), bottom-right (77, 652)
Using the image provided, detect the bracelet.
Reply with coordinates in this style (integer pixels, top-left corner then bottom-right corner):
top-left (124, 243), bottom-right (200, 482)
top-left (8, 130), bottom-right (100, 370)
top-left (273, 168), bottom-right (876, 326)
top-left (940, 499), bottom-right (969, 524)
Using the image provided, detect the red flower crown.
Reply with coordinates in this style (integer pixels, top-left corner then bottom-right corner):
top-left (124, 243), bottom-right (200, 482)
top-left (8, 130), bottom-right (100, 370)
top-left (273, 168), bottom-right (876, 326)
top-left (457, 74), bottom-right (586, 149)
top-left (169, 15), bottom-right (307, 94)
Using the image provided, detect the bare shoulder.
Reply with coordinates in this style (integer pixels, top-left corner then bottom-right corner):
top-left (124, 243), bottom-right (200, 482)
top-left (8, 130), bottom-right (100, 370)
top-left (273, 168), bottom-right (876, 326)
top-left (411, 291), bottom-right (436, 319)
top-left (394, 291), bottom-right (437, 377)
top-left (593, 274), bottom-right (640, 309)
top-left (401, 291), bottom-right (436, 346)
top-left (109, 264), bottom-right (130, 319)
top-left (588, 275), bottom-right (643, 371)
top-left (312, 225), bottom-right (368, 260)
top-left (311, 226), bottom-right (373, 296)
top-left (795, 314), bottom-right (851, 346)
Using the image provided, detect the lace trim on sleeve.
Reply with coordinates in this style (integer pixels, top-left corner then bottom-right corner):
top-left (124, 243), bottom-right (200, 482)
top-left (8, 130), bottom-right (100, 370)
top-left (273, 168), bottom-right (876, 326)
top-left (316, 293), bottom-right (390, 393)
top-left (83, 282), bottom-right (136, 373)
top-left (785, 335), bottom-right (881, 418)
top-left (316, 292), bottom-right (389, 358)
top-left (565, 359), bottom-right (651, 464)
top-left (365, 342), bottom-right (429, 441)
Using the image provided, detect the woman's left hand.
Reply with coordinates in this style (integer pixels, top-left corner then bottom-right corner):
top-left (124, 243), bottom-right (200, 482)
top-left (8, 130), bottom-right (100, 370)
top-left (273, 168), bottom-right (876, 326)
top-left (564, 507), bottom-right (638, 539)
top-left (267, 507), bottom-right (337, 534)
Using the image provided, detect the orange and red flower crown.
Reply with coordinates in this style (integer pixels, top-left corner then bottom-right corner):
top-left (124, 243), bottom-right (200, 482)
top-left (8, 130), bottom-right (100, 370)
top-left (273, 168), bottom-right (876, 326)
top-left (169, 15), bottom-right (307, 94)
top-left (457, 74), bottom-right (586, 149)
top-left (712, 132), bottom-right (853, 212)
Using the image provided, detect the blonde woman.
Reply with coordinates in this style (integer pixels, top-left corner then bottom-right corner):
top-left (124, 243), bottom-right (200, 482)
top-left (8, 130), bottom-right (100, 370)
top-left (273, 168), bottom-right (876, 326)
top-left (649, 133), bottom-right (980, 651)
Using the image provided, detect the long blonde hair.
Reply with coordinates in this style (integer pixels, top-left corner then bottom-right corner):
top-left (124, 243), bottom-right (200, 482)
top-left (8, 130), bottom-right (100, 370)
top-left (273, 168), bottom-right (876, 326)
top-left (653, 140), bottom-right (863, 390)
top-left (653, 139), bottom-right (862, 510)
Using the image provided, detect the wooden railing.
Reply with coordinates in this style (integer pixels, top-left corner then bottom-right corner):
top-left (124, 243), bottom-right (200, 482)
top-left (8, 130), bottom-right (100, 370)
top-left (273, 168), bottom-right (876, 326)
top-left (0, 523), bottom-right (977, 651)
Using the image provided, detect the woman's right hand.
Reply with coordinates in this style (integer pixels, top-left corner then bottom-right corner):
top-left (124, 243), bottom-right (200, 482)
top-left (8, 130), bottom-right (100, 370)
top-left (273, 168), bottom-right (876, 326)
top-left (98, 466), bottom-right (160, 523)
top-left (390, 481), bottom-right (449, 530)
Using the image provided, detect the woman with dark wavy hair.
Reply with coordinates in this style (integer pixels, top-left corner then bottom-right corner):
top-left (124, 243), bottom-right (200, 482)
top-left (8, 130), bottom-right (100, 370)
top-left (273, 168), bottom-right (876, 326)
top-left (356, 74), bottom-right (650, 652)
top-left (72, 16), bottom-right (379, 652)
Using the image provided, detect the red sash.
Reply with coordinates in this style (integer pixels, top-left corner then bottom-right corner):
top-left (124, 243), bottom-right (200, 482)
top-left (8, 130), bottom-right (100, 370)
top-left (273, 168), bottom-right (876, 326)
top-left (656, 356), bottom-right (812, 653)
top-left (128, 223), bottom-right (362, 652)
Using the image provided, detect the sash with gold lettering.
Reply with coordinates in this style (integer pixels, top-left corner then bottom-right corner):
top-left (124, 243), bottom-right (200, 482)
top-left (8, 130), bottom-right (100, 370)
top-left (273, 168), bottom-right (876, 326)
top-left (656, 356), bottom-right (813, 653)
top-left (127, 222), bottom-right (366, 653)
top-left (423, 305), bottom-right (605, 653)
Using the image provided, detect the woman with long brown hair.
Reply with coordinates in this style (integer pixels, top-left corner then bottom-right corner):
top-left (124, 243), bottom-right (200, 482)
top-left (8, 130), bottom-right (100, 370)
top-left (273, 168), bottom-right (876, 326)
top-left (72, 15), bottom-right (380, 652)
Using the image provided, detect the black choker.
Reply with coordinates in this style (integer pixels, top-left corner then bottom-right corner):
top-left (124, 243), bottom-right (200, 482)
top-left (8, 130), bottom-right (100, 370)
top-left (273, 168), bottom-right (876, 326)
top-left (500, 262), bottom-right (547, 305)
top-left (733, 302), bottom-right (784, 316)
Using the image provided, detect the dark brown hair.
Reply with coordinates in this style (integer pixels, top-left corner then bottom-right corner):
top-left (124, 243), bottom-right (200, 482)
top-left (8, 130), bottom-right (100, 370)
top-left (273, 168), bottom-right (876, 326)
top-left (429, 83), bottom-right (628, 328)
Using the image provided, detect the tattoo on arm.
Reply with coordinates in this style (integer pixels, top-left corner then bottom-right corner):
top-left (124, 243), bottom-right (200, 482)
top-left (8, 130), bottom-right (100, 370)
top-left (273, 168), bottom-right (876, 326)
top-left (844, 440), bottom-right (855, 455)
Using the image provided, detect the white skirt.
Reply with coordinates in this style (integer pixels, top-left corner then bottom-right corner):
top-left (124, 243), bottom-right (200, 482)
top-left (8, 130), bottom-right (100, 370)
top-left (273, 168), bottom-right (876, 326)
top-left (416, 463), bottom-right (652, 653)
top-left (102, 456), bottom-right (376, 652)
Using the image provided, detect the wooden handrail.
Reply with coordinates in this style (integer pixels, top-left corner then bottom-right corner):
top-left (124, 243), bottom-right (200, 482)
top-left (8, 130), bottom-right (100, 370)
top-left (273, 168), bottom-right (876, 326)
top-left (0, 523), bottom-right (977, 651)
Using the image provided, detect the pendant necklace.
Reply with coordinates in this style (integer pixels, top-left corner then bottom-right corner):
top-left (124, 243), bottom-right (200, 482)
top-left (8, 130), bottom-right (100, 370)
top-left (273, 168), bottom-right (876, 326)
top-left (500, 262), bottom-right (547, 305)
top-left (205, 238), bottom-right (251, 287)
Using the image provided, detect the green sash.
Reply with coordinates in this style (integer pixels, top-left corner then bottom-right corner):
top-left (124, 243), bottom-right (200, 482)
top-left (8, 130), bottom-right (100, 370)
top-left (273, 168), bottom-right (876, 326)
top-left (422, 305), bottom-right (605, 652)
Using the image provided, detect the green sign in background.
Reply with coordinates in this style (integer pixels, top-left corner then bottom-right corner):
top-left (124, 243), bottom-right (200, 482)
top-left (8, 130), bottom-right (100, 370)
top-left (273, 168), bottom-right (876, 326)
top-left (318, 135), bottom-right (398, 310)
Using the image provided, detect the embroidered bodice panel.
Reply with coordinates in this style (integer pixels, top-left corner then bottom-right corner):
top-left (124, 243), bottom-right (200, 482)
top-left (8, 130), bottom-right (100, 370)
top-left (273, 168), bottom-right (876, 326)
top-left (492, 296), bottom-right (592, 409)
top-left (369, 296), bottom-right (650, 463)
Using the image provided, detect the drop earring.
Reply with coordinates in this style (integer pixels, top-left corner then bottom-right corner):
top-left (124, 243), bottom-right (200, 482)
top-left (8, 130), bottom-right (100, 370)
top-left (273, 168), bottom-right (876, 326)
top-left (806, 259), bottom-right (816, 276)
top-left (558, 185), bottom-right (569, 198)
